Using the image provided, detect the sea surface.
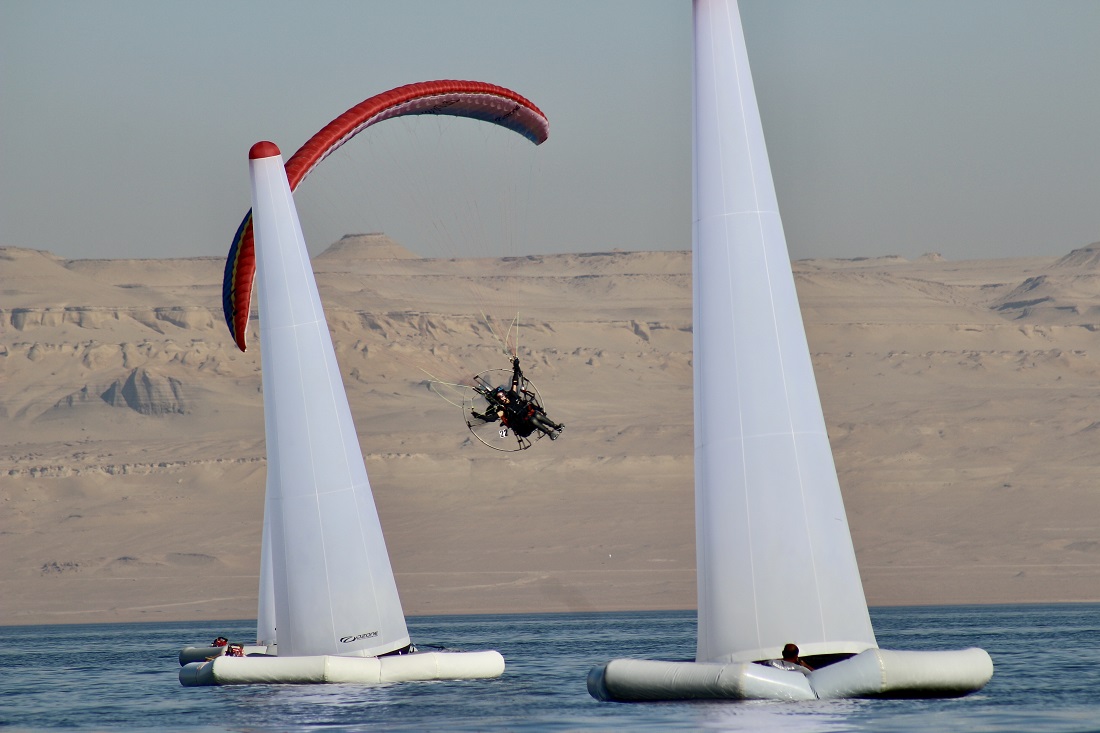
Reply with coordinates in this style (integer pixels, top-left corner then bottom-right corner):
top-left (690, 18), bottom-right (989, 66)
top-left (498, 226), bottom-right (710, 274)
top-left (1, 604), bottom-right (1099, 732)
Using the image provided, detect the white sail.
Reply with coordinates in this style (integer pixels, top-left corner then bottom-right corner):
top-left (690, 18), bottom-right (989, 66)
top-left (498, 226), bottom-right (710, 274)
top-left (256, 479), bottom-right (276, 648)
top-left (692, 0), bottom-right (877, 664)
top-left (250, 141), bottom-right (410, 658)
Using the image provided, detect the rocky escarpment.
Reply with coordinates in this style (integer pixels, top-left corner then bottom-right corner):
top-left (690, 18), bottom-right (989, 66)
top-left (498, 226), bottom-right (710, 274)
top-left (2, 305), bottom-right (216, 333)
top-left (5, 455), bottom-right (263, 479)
top-left (99, 367), bottom-right (187, 415)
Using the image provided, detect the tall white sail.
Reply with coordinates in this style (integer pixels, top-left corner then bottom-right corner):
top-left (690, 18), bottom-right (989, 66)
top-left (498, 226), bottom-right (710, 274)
top-left (256, 481), bottom-right (276, 648)
top-left (692, 0), bottom-right (876, 664)
top-left (250, 141), bottom-right (410, 658)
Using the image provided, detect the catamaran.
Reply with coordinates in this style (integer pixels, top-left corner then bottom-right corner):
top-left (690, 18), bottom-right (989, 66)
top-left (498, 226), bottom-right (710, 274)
top-left (179, 141), bottom-right (504, 685)
top-left (587, 0), bottom-right (993, 701)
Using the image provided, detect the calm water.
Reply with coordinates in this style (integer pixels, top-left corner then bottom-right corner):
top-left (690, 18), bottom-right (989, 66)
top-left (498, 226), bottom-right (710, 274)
top-left (1, 605), bottom-right (1099, 731)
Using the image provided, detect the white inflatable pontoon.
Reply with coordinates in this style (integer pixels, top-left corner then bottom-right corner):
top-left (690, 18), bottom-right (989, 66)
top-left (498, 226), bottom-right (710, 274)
top-left (180, 650), bottom-right (505, 686)
top-left (588, 648), bottom-right (994, 702)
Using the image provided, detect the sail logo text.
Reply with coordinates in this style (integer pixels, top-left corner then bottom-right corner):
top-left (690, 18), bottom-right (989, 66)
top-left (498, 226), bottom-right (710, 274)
top-left (339, 631), bottom-right (379, 644)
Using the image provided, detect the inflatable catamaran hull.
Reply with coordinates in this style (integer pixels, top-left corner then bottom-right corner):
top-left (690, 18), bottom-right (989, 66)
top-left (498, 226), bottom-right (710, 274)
top-left (180, 650), bottom-right (505, 687)
top-left (588, 648), bottom-right (994, 702)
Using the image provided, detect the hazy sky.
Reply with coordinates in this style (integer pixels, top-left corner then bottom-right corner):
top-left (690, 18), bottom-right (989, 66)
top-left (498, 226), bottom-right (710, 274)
top-left (3, 1), bottom-right (1100, 263)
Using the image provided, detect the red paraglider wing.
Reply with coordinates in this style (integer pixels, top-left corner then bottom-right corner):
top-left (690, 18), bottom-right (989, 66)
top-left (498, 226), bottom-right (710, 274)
top-left (223, 79), bottom-right (549, 351)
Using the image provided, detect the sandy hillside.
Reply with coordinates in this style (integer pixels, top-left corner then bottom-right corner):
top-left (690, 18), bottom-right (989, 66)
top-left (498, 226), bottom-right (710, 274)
top-left (3, 235), bottom-right (1100, 626)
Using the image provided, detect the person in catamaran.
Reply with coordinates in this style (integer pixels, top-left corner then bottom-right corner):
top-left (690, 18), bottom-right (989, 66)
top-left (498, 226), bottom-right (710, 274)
top-left (782, 643), bottom-right (814, 671)
top-left (761, 643), bottom-right (814, 673)
top-left (470, 357), bottom-right (563, 442)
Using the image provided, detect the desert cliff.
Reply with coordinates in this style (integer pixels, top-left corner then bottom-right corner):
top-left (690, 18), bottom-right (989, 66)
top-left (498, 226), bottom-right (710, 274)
top-left (3, 234), bottom-right (1100, 625)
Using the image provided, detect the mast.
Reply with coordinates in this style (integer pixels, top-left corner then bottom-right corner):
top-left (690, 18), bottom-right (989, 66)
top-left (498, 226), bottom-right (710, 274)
top-left (250, 141), bottom-right (410, 658)
top-left (692, 0), bottom-right (877, 663)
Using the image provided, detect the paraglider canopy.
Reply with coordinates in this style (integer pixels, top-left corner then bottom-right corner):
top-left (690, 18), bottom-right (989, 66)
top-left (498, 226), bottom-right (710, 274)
top-left (223, 79), bottom-right (549, 352)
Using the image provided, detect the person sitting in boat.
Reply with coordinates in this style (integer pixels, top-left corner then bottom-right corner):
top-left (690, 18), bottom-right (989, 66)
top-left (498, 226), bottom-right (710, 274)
top-left (225, 643), bottom-right (245, 657)
top-left (211, 636), bottom-right (229, 647)
top-left (761, 643), bottom-right (814, 674)
top-left (782, 643), bottom-right (813, 671)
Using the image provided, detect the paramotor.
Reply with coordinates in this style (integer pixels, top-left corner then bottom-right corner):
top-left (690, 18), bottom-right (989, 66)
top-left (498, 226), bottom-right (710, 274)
top-left (463, 358), bottom-right (563, 451)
